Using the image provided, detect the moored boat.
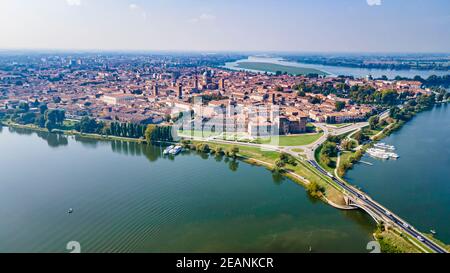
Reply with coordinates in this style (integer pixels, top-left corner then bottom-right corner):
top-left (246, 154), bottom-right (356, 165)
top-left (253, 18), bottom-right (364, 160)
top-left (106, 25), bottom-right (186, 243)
top-left (374, 143), bottom-right (395, 151)
top-left (163, 145), bottom-right (175, 155)
top-left (170, 146), bottom-right (183, 155)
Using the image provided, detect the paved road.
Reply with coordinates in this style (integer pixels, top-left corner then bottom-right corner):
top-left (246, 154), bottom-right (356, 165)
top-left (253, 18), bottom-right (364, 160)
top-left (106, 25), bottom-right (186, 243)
top-left (181, 110), bottom-right (447, 253)
top-left (284, 110), bottom-right (391, 160)
top-left (307, 159), bottom-right (447, 254)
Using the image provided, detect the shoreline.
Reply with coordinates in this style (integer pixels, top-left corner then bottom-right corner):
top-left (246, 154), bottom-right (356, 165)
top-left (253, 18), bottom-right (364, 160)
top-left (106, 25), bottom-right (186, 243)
top-left (334, 104), bottom-right (450, 251)
top-left (3, 121), bottom-right (350, 210)
top-left (336, 102), bottom-right (449, 179)
top-left (3, 116), bottom-right (447, 253)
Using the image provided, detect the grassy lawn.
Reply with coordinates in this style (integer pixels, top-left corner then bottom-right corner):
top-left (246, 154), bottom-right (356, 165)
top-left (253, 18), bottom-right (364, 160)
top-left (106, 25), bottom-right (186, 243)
top-left (314, 144), bottom-right (337, 173)
top-left (178, 130), bottom-right (251, 141)
top-left (340, 151), bottom-right (356, 165)
top-left (257, 133), bottom-right (323, 147)
top-left (375, 230), bottom-right (421, 253)
top-left (192, 140), bottom-right (280, 164)
top-left (61, 120), bottom-right (79, 130)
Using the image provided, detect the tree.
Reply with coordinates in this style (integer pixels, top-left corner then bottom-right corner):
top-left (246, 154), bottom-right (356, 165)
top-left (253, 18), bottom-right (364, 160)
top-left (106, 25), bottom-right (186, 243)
top-left (213, 146), bottom-right (224, 156)
top-left (369, 116), bottom-right (380, 130)
top-left (18, 102), bottom-right (29, 112)
top-left (307, 182), bottom-right (324, 199)
top-left (353, 130), bottom-right (369, 143)
top-left (196, 143), bottom-right (211, 153)
top-left (45, 120), bottom-right (55, 131)
top-left (76, 117), bottom-right (103, 134)
top-left (340, 139), bottom-right (354, 151)
top-left (145, 125), bottom-right (157, 144)
top-left (39, 104), bottom-right (48, 115)
top-left (321, 142), bottom-right (338, 157)
top-left (275, 159), bottom-right (286, 168)
top-left (335, 101), bottom-right (346, 111)
top-left (226, 146), bottom-right (239, 159)
top-left (380, 89), bottom-right (398, 106)
top-left (390, 106), bottom-right (401, 120)
top-left (297, 90), bottom-right (306, 97)
top-left (279, 152), bottom-right (297, 166)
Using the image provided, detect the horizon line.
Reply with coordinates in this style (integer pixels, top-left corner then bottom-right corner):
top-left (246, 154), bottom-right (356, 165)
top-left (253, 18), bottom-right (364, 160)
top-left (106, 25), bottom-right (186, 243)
top-left (1, 48), bottom-right (450, 55)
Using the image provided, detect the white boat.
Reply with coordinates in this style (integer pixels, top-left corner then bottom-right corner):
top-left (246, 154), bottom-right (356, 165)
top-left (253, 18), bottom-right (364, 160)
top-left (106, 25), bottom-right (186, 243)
top-left (367, 148), bottom-right (389, 160)
top-left (374, 143), bottom-right (395, 151)
top-left (163, 145), bottom-right (175, 155)
top-left (387, 152), bottom-right (400, 159)
top-left (170, 146), bottom-right (183, 155)
top-left (367, 148), bottom-right (399, 160)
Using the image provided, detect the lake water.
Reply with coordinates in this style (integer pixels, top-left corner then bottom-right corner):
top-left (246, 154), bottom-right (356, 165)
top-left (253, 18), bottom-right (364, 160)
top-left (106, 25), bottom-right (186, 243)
top-left (224, 57), bottom-right (449, 79)
top-left (345, 105), bottom-right (450, 243)
top-left (0, 127), bottom-right (375, 253)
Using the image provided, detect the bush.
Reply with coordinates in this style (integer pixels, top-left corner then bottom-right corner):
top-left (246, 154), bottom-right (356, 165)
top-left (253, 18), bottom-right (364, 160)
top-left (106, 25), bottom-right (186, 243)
top-left (196, 143), bottom-right (210, 153)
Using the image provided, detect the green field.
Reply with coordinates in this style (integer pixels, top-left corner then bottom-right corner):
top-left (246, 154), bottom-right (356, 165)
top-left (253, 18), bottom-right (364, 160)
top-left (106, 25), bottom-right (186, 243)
top-left (236, 62), bottom-right (328, 76)
top-left (258, 133), bottom-right (323, 147)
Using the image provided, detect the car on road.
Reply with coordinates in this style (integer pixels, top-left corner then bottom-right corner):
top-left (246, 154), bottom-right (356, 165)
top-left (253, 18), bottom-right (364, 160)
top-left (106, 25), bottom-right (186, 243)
top-left (417, 236), bottom-right (424, 242)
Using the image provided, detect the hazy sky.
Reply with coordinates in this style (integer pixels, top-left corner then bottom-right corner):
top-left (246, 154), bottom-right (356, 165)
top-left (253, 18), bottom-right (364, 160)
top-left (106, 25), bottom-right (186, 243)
top-left (1, 0), bottom-right (449, 52)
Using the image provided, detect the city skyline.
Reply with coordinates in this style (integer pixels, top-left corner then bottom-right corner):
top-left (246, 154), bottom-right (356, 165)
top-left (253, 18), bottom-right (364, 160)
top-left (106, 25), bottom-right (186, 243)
top-left (1, 0), bottom-right (450, 53)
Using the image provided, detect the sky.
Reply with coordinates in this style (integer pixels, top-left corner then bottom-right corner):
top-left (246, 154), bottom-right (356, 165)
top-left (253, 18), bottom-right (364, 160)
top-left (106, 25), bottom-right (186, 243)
top-left (0, 0), bottom-right (449, 53)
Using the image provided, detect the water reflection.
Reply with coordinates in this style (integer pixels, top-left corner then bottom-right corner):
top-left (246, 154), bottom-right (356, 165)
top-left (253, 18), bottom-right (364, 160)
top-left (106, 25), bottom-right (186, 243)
top-left (7, 127), bottom-right (69, 148)
top-left (8, 127), bottom-right (34, 136)
top-left (1, 126), bottom-right (386, 236)
top-left (228, 160), bottom-right (239, 172)
top-left (272, 172), bottom-right (285, 185)
top-left (110, 140), bottom-right (162, 162)
top-left (1, 126), bottom-right (378, 252)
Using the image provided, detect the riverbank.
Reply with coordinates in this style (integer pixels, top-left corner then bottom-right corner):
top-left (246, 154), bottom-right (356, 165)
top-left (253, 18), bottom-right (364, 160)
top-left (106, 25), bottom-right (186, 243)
top-left (2, 119), bottom-right (444, 253)
top-left (1, 127), bottom-right (378, 253)
top-left (3, 120), bottom-right (346, 207)
top-left (343, 104), bottom-right (450, 251)
top-left (2, 121), bottom-right (147, 144)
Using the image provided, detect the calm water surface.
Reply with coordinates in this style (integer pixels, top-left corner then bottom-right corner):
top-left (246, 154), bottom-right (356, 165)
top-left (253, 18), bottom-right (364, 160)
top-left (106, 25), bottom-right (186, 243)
top-left (225, 57), bottom-right (449, 79)
top-left (346, 105), bottom-right (450, 243)
top-left (0, 127), bottom-right (375, 253)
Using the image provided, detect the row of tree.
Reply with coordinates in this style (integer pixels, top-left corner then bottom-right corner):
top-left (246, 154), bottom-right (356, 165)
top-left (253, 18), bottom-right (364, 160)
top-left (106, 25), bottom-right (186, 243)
top-left (108, 122), bottom-right (147, 139)
top-left (75, 117), bottom-right (174, 143)
top-left (144, 125), bottom-right (174, 144)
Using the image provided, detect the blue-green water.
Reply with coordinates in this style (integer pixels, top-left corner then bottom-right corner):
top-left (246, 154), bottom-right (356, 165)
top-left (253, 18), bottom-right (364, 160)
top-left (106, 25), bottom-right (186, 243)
top-left (346, 105), bottom-right (450, 243)
top-left (225, 57), bottom-right (449, 79)
top-left (0, 127), bottom-right (375, 253)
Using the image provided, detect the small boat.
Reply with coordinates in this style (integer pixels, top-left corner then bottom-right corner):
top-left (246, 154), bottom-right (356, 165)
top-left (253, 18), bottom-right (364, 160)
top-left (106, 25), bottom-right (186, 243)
top-left (431, 230), bottom-right (437, 235)
top-left (170, 146), bottom-right (183, 156)
top-left (68, 208), bottom-right (74, 214)
top-left (163, 145), bottom-right (175, 155)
